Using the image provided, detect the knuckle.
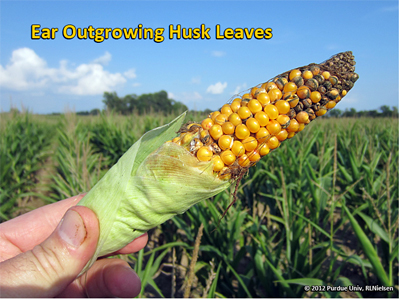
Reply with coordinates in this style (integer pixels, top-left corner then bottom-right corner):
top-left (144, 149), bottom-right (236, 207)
top-left (28, 244), bottom-right (65, 283)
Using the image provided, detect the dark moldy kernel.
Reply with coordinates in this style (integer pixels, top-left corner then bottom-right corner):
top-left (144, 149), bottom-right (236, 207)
top-left (311, 103), bottom-right (321, 112)
top-left (294, 102), bottom-right (304, 113)
top-left (318, 86), bottom-right (327, 94)
top-left (314, 74), bottom-right (325, 85)
top-left (288, 108), bottom-right (297, 119)
top-left (302, 98), bottom-right (312, 109)
top-left (306, 78), bottom-right (319, 91)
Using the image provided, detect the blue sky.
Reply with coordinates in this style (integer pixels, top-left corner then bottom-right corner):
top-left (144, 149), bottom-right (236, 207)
top-left (0, 0), bottom-right (398, 114)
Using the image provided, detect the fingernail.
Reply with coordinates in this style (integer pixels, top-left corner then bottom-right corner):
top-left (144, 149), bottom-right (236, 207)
top-left (58, 210), bottom-right (86, 248)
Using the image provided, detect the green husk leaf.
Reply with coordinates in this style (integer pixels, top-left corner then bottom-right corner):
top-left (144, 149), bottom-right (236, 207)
top-left (78, 112), bottom-right (230, 273)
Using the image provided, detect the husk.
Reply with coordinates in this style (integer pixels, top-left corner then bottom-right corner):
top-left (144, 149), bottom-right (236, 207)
top-left (78, 112), bottom-right (230, 274)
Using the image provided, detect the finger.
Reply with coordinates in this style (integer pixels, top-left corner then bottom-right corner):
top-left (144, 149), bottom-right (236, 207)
top-left (0, 194), bottom-right (86, 261)
top-left (0, 206), bottom-right (99, 298)
top-left (112, 232), bottom-right (148, 255)
top-left (58, 259), bottom-right (141, 298)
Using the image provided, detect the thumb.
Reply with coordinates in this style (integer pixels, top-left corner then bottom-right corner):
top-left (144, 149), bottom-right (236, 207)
top-left (0, 206), bottom-right (99, 298)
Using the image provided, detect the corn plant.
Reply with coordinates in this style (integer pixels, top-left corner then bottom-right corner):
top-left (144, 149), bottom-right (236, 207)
top-left (0, 113), bottom-right (53, 221)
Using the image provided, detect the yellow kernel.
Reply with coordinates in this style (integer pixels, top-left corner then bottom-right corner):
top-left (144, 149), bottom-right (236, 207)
top-left (230, 101), bottom-right (241, 113)
top-left (228, 113), bottom-right (242, 126)
top-left (297, 85), bottom-right (311, 99)
top-left (287, 119), bottom-right (300, 132)
top-left (254, 111), bottom-right (269, 126)
top-left (256, 92), bottom-right (270, 106)
top-left (221, 122), bottom-right (235, 135)
top-left (201, 118), bottom-right (214, 130)
top-left (297, 123), bottom-right (305, 132)
top-left (238, 154), bottom-right (251, 167)
top-left (310, 91), bottom-right (321, 103)
top-left (275, 100), bottom-right (291, 115)
top-left (172, 136), bottom-right (180, 143)
top-left (221, 105), bottom-right (233, 116)
top-left (210, 111), bottom-right (220, 121)
top-left (197, 146), bottom-right (213, 161)
top-left (212, 156), bottom-right (224, 172)
top-left (242, 136), bottom-right (258, 152)
top-left (326, 100), bottom-right (336, 109)
top-left (267, 136), bottom-right (280, 149)
top-left (218, 135), bottom-right (233, 151)
top-left (214, 114), bottom-right (227, 125)
top-left (315, 108), bottom-right (327, 116)
top-left (255, 127), bottom-right (270, 143)
top-left (341, 90), bottom-right (347, 96)
top-left (276, 129), bottom-right (288, 141)
top-left (232, 140), bottom-right (245, 156)
top-left (302, 70), bottom-right (313, 80)
top-left (276, 114), bottom-right (290, 126)
top-left (209, 124), bottom-right (223, 140)
top-left (322, 71), bottom-right (330, 80)
top-left (268, 88), bottom-right (282, 102)
top-left (264, 104), bottom-right (279, 120)
top-left (296, 111), bottom-right (309, 123)
top-left (182, 133), bottom-right (193, 145)
top-left (266, 120), bottom-right (281, 135)
top-left (221, 150), bottom-right (236, 166)
top-left (248, 99), bottom-right (262, 114)
top-left (259, 143), bottom-right (270, 156)
top-left (238, 106), bottom-right (252, 119)
top-left (289, 69), bottom-right (302, 81)
top-left (235, 124), bottom-right (250, 139)
top-left (246, 118), bottom-right (260, 133)
top-left (248, 150), bottom-right (261, 163)
top-left (232, 97), bottom-right (242, 103)
top-left (283, 82), bottom-right (298, 94)
top-left (287, 131), bottom-right (296, 139)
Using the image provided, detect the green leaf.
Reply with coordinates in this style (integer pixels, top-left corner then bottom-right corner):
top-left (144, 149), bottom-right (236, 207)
top-left (343, 205), bottom-right (390, 286)
top-left (356, 211), bottom-right (389, 243)
top-left (207, 261), bottom-right (222, 298)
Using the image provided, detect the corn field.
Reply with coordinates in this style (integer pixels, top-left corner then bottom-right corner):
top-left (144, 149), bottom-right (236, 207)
top-left (0, 111), bottom-right (398, 298)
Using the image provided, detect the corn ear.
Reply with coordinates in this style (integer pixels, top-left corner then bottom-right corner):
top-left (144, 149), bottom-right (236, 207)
top-left (172, 51), bottom-right (359, 180)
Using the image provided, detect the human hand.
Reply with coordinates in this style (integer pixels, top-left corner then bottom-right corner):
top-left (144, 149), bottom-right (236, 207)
top-left (0, 194), bottom-right (148, 297)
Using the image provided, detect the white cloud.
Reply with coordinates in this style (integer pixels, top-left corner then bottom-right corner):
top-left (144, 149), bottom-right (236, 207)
top-left (58, 64), bottom-right (126, 95)
top-left (206, 82), bottom-right (227, 94)
top-left (211, 51), bottom-right (226, 57)
top-left (0, 48), bottom-right (135, 95)
top-left (92, 51), bottom-right (112, 65)
top-left (0, 48), bottom-right (53, 90)
top-left (124, 68), bottom-right (137, 79)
